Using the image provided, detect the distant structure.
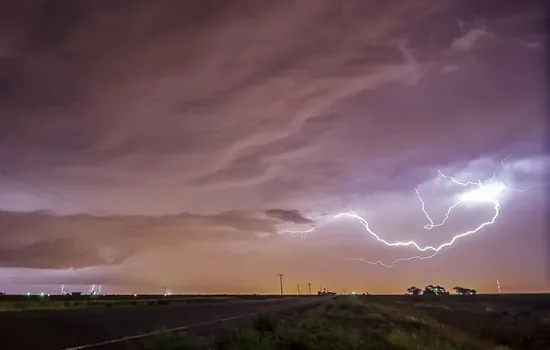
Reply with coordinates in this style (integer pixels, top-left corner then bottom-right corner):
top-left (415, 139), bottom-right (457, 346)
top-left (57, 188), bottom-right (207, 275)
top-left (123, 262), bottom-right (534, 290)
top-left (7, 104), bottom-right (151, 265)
top-left (318, 288), bottom-right (336, 296)
top-left (308, 282), bottom-right (312, 295)
top-left (296, 284), bottom-right (300, 295)
top-left (497, 280), bottom-right (501, 293)
top-left (278, 274), bottom-right (284, 295)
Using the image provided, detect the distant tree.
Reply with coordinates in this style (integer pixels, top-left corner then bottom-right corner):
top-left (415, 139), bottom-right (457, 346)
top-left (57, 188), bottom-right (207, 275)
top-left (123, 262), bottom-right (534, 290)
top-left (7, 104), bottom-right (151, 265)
top-left (424, 285), bottom-right (448, 295)
top-left (406, 286), bottom-right (422, 295)
top-left (423, 285), bottom-right (436, 295)
top-left (453, 286), bottom-right (466, 295)
top-left (453, 286), bottom-right (477, 295)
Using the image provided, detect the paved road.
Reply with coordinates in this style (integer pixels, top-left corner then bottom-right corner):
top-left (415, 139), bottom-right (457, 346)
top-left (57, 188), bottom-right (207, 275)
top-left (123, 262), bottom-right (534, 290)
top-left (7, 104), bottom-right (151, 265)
top-left (0, 297), bottom-right (325, 350)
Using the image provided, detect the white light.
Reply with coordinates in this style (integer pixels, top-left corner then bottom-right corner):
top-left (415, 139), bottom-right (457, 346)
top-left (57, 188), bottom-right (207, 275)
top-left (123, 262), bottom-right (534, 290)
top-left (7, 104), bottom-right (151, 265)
top-left (459, 182), bottom-right (506, 203)
top-left (279, 155), bottom-right (535, 267)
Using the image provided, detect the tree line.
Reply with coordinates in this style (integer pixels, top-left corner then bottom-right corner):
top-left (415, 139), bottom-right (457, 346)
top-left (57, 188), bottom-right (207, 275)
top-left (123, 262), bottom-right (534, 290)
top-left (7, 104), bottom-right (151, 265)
top-left (406, 285), bottom-right (477, 296)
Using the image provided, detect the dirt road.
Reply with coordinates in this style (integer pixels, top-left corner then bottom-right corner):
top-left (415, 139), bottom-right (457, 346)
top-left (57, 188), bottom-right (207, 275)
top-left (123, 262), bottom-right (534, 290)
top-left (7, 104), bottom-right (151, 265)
top-left (0, 297), bottom-right (325, 350)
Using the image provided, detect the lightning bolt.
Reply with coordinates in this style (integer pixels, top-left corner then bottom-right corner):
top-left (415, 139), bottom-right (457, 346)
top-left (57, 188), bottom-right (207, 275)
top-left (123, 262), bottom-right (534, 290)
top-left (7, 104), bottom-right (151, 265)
top-left (278, 156), bottom-right (539, 267)
top-left (279, 225), bottom-right (317, 238)
top-left (415, 187), bottom-right (462, 230)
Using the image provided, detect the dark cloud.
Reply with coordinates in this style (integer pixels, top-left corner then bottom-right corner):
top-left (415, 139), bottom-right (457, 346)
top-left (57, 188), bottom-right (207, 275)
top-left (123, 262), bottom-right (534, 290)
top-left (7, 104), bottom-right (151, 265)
top-left (264, 209), bottom-right (313, 224)
top-left (0, 209), bottom-right (298, 269)
top-left (0, 238), bottom-right (107, 269)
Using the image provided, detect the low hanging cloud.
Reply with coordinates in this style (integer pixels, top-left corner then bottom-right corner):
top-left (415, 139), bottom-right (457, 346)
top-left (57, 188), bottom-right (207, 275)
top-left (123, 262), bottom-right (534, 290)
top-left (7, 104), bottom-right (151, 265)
top-left (264, 209), bottom-right (313, 224)
top-left (0, 208), bottom-right (309, 269)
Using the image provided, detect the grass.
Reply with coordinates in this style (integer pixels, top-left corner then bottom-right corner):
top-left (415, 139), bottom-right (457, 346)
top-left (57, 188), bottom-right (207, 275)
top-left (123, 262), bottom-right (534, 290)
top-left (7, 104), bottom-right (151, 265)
top-left (0, 295), bottom-right (262, 311)
top-left (0, 294), bottom-right (302, 311)
top-left (393, 295), bottom-right (550, 349)
top-left (145, 295), bottom-right (550, 350)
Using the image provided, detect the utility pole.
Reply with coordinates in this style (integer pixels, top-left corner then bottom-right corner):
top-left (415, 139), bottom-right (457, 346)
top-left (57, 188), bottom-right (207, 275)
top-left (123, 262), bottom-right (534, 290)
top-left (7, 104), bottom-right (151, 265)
top-left (278, 274), bottom-right (284, 296)
top-left (308, 282), bottom-right (312, 295)
top-left (297, 284), bottom-right (300, 295)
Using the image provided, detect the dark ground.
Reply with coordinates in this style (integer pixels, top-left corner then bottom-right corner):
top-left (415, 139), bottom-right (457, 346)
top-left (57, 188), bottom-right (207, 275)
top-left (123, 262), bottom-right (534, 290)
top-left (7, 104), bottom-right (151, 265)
top-left (4, 294), bottom-right (549, 350)
top-left (0, 296), bottom-right (325, 350)
top-left (149, 294), bottom-right (550, 350)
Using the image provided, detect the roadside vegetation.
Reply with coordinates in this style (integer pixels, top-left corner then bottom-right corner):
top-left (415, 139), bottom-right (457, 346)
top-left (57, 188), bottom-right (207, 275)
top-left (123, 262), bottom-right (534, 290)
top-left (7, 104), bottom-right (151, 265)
top-left (0, 295), bottom-right (285, 311)
top-left (147, 295), bottom-right (550, 350)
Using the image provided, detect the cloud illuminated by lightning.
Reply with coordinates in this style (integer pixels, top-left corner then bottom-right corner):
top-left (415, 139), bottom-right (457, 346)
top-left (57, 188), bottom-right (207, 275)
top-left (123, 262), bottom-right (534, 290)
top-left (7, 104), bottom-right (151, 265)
top-left (278, 157), bottom-right (538, 267)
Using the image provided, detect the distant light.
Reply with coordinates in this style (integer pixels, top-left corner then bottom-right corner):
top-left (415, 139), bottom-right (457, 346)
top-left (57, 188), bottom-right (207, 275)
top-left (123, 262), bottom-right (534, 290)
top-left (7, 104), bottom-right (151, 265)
top-left (351, 292), bottom-right (356, 295)
top-left (26, 292), bottom-right (30, 296)
top-left (133, 293), bottom-right (137, 297)
top-left (40, 292), bottom-right (44, 297)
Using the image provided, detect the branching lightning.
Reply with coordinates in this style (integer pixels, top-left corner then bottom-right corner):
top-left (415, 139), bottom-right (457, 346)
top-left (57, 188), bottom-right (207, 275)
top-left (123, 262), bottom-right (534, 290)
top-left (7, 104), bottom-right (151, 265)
top-left (278, 156), bottom-right (539, 267)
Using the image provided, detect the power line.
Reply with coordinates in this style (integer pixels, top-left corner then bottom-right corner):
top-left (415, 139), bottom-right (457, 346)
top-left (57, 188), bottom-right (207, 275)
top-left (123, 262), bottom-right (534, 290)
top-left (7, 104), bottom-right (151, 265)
top-left (278, 274), bottom-right (284, 296)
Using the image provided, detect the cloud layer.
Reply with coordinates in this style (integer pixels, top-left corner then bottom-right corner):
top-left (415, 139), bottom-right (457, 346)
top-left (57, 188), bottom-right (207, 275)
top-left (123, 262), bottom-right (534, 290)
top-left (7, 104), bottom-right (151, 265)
top-left (0, 0), bottom-right (547, 293)
top-left (0, 208), bottom-right (312, 268)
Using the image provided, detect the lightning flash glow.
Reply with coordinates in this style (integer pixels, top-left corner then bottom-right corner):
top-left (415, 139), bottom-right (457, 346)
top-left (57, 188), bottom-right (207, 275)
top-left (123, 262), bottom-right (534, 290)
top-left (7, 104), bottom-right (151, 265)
top-left (279, 158), bottom-right (537, 267)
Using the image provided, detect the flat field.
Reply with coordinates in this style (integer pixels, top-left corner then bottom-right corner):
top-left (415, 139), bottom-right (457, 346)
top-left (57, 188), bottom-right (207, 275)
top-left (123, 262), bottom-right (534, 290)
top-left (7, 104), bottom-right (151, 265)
top-left (0, 294), bottom-right (322, 350)
top-left (150, 294), bottom-right (550, 350)
top-left (2, 294), bottom-right (549, 349)
top-left (0, 293), bottom-right (288, 311)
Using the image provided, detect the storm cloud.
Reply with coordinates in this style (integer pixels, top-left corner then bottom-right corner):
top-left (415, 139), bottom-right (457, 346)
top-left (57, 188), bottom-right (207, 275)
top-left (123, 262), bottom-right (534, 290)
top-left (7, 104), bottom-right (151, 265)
top-left (0, 0), bottom-right (547, 293)
top-left (0, 208), bottom-right (305, 269)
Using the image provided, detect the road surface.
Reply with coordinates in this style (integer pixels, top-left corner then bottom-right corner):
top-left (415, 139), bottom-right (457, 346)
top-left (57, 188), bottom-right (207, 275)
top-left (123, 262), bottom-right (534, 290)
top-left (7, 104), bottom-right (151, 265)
top-left (0, 297), bottom-right (325, 350)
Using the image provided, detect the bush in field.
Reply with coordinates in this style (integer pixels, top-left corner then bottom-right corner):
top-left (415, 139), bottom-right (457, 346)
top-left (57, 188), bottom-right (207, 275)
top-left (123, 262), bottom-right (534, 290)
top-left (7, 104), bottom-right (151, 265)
top-left (452, 286), bottom-right (477, 295)
top-left (406, 286), bottom-right (422, 295)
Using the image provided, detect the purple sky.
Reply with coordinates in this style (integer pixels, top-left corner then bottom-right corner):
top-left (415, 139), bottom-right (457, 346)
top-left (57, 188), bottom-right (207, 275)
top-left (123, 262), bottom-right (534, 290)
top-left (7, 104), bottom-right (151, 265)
top-left (0, 0), bottom-right (548, 294)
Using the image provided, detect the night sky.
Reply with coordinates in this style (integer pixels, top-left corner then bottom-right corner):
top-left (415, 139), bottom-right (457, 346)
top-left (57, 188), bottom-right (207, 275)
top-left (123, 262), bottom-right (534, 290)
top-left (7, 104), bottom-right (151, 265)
top-left (0, 0), bottom-right (548, 295)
